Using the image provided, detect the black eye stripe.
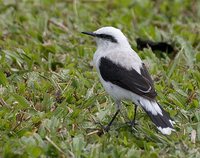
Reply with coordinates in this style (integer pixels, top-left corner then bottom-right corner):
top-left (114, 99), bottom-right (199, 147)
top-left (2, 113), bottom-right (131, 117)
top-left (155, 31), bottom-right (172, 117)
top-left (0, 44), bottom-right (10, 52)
top-left (96, 34), bottom-right (118, 43)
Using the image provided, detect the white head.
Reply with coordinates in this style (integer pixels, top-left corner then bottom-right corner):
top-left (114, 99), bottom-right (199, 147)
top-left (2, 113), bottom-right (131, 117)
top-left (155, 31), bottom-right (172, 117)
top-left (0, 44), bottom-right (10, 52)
top-left (82, 26), bottom-right (131, 50)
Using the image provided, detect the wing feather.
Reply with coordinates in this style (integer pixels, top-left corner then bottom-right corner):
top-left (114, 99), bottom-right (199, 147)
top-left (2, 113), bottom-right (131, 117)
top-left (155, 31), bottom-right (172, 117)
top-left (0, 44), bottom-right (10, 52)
top-left (99, 57), bottom-right (157, 99)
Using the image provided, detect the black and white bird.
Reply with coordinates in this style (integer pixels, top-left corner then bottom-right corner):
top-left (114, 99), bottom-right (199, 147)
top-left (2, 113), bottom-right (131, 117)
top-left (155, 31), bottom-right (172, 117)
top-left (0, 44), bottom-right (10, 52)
top-left (82, 26), bottom-right (175, 135)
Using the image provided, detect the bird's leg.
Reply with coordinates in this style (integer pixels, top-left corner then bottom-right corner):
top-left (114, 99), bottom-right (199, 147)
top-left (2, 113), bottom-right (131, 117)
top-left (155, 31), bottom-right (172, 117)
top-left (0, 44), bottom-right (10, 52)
top-left (127, 104), bottom-right (138, 127)
top-left (103, 101), bottom-right (121, 132)
top-left (104, 109), bottom-right (120, 132)
top-left (132, 104), bottom-right (138, 126)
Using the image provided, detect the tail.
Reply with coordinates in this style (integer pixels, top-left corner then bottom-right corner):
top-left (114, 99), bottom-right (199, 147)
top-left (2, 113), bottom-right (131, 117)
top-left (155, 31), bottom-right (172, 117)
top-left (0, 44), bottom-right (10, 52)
top-left (139, 99), bottom-right (175, 135)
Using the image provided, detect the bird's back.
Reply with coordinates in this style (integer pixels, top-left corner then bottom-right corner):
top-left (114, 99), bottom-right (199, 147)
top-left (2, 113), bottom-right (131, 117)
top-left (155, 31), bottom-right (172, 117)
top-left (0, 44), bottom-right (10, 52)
top-left (94, 48), bottom-right (142, 74)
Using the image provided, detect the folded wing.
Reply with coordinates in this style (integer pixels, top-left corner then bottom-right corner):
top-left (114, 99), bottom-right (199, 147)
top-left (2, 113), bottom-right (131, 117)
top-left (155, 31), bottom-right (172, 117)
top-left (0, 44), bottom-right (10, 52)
top-left (99, 57), bottom-right (157, 99)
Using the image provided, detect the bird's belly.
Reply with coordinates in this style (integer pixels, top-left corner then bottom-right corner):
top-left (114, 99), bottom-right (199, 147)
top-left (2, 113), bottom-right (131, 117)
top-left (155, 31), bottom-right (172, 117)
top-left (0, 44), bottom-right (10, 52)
top-left (101, 80), bottom-right (132, 101)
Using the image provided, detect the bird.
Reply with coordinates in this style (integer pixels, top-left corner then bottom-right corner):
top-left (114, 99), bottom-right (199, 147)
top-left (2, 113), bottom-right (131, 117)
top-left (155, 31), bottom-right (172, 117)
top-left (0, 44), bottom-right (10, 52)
top-left (82, 26), bottom-right (175, 135)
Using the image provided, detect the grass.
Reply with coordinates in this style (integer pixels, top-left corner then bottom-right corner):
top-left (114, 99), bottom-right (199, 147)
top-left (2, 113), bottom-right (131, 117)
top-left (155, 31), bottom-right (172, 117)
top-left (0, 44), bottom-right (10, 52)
top-left (0, 0), bottom-right (200, 157)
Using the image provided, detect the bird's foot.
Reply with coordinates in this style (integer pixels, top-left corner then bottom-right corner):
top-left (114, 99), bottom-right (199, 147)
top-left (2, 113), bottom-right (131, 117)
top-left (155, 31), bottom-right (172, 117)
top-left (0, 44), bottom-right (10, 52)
top-left (103, 125), bottom-right (110, 132)
top-left (126, 120), bottom-right (138, 128)
top-left (95, 122), bottom-right (111, 136)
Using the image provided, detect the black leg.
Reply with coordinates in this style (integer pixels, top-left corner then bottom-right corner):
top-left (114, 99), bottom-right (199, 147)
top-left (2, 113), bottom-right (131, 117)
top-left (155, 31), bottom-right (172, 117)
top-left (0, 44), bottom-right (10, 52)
top-left (132, 104), bottom-right (138, 126)
top-left (104, 109), bottom-right (120, 132)
top-left (127, 105), bottom-right (138, 127)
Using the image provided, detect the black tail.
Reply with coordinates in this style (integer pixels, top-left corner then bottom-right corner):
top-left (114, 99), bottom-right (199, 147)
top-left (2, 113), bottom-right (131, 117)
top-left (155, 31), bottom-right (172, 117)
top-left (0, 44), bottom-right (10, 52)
top-left (141, 101), bottom-right (174, 135)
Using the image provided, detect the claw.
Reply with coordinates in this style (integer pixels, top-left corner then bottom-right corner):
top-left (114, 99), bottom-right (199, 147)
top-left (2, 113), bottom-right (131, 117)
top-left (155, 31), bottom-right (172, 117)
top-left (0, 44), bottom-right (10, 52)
top-left (126, 120), bottom-right (138, 127)
top-left (95, 122), bottom-right (111, 136)
top-left (103, 125), bottom-right (110, 132)
top-left (96, 122), bottom-right (110, 131)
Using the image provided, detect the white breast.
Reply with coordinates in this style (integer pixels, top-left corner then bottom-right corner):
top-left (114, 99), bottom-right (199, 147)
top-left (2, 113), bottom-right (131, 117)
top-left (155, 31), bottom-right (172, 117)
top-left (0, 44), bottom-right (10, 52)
top-left (93, 47), bottom-right (143, 102)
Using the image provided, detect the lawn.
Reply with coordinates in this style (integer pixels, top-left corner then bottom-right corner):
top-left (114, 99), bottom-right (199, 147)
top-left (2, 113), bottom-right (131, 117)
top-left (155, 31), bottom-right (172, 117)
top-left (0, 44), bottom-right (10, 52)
top-left (0, 0), bottom-right (200, 157)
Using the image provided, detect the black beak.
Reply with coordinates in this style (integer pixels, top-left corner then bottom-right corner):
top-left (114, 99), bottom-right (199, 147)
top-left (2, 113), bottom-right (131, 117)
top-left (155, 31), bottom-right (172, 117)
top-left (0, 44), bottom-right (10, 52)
top-left (81, 31), bottom-right (97, 37)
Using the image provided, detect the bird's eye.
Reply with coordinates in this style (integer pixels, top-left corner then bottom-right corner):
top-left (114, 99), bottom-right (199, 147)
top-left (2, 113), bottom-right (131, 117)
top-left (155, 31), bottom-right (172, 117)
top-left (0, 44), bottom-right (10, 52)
top-left (97, 34), bottom-right (118, 43)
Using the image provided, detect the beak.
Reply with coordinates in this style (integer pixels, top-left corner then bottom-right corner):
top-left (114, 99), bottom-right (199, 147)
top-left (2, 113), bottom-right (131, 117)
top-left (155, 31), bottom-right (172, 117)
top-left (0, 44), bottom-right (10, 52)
top-left (81, 31), bottom-right (97, 37)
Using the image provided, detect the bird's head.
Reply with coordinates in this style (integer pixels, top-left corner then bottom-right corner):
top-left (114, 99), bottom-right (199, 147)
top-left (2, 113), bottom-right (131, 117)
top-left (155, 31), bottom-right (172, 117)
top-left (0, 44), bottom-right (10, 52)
top-left (82, 26), bottom-right (130, 50)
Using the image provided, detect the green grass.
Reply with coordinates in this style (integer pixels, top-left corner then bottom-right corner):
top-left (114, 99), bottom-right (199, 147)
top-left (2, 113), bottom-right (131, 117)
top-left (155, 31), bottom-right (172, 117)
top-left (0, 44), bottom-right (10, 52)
top-left (0, 0), bottom-right (200, 157)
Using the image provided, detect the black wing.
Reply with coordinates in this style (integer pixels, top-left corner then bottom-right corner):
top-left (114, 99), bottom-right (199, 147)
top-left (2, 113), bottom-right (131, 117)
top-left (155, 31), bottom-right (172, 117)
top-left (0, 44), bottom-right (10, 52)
top-left (99, 57), bottom-right (157, 99)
